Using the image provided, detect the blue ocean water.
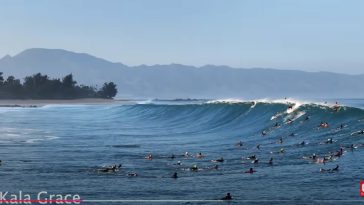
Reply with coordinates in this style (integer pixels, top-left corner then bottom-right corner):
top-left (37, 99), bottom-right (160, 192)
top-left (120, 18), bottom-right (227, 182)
top-left (0, 99), bottom-right (364, 204)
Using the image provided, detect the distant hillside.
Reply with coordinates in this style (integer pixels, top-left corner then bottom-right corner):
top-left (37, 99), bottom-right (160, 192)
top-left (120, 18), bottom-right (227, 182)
top-left (0, 48), bottom-right (363, 99)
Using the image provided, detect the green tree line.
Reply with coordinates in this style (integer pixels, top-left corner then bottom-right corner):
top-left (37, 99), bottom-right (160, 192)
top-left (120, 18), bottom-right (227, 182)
top-left (0, 72), bottom-right (117, 99)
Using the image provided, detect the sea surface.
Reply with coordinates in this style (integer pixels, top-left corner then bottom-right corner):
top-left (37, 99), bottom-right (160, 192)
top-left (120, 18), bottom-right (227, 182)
top-left (0, 98), bottom-right (364, 204)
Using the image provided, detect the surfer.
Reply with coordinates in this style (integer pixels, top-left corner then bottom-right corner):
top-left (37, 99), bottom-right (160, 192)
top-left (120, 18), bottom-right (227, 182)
top-left (325, 138), bottom-right (333, 144)
top-left (221, 193), bottom-right (232, 200)
top-left (170, 154), bottom-right (175, 159)
top-left (278, 137), bottom-right (283, 144)
top-left (245, 168), bottom-right (256, 174)
top-left (208, 165), bottom-right (219, 170)
top-left (310, 153), bottom-right (317, 160)
top-left (320, 165), bottom-right (339, 172)
top-left (349, 144), bottom-right (355, 150)
top-left (323, 156), bottom-right (330, 164)
top-left (334, 148), bottom-right (343, 157)
top-left (304, 116), bottom-right (310, 121)
top-left (320, 168), bottom-right (327, 172)
top-left (279, 148), bottom-right (285, 153)
top-left (145, 154), bottom-right (153, 160)
top-left (184, 152), bottom-right (191, 157)
top-left (333, 102), bottom-right (340, 112)
top-left (191, 165), bottom-right (199, 171)
top-left (316, 157), bottom-right (326, 164)
top-left (252, 159), bottom-right (259, 164)
top-left (274, 122), bottom-right (280, 128)
top-left (319, 122), bottom-right (329, 128)
top-left (351, 130), bottom-right (364, 135)
top-left (212, 157), bottom-right (224, 163)
top-left (299, 141), bottom-right (305, 146)
top-left (128, 172), bottom-right (138, 177)
top-left (99, 164), bottom-right (121, 172)
top-left (246, 155), bottom-right (256, 160)
top-left (196, 152), bottom-right (204, 158)
top-left (262, 131), bottom-right (267, 136)
top-left (236, 141), bottom-right (243, 147)
top-left (172, 172), bottom-right (178, 178)
top-left (268, 157), bottom-right (273, 165)
top-left (256, 144), bottom-right (261, 150)
top-left (332, 164), bottom-right (339, 171)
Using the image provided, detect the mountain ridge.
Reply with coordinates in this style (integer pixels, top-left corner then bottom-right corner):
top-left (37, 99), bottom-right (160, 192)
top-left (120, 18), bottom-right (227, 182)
top-left (0, 48), bottom-right (363, 99)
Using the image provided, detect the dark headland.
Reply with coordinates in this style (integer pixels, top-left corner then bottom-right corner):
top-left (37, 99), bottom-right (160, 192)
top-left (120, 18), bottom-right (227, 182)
top-left (0, 72), bottom-right (117, 100)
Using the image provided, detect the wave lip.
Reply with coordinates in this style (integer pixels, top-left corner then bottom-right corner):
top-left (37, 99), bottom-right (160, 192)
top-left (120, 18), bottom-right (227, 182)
top-left (142, 98), bottom-right (355, 108)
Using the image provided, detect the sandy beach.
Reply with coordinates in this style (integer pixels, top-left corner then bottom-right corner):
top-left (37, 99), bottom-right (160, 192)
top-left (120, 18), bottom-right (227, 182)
top-left (0, 98), bottom-right (134, 107)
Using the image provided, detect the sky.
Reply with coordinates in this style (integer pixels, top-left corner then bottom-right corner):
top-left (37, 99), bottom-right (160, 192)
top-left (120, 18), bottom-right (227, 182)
top-left (0, 0), bottom-right (364, 74)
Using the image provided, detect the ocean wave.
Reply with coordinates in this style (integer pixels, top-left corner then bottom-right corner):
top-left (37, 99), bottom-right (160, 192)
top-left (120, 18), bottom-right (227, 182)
top-left (137, 98), bottom-right (358, 110)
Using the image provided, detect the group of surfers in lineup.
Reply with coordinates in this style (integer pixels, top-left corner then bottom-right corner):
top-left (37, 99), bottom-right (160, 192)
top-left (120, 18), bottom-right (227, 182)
top-left (93, 101), bottom-right (363, 201)
top-left (1, 101), bottom-right (363, 201)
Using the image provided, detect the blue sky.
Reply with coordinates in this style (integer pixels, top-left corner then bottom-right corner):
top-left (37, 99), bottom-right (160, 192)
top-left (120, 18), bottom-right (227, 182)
top-left (1, 0), bottom-right (364, 74)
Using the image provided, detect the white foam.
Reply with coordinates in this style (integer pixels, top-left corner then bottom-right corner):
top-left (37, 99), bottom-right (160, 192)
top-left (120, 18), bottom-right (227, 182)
top-left (25, 135), bottom-right (59, 144)
top-left (206, 98), bottom-right (247, 104)
top-left (132, 98), bottom-right (346, 110)
top-left (284, 111), bottom-right (306, 122)
top-left (0, 127), bottom-right (59, 144)
top-left (41, 104), bottom-right (94, 109)
top-left (206, 97), bottom-right (314, 106)
top-left (0, 107), bottom-right (26, 113)
top-left (136, 99), bottom-right (155, 105)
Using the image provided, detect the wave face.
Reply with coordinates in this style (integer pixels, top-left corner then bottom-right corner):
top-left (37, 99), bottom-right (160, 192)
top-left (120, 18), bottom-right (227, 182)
top-left (0, 99), bottom-right (364, 201)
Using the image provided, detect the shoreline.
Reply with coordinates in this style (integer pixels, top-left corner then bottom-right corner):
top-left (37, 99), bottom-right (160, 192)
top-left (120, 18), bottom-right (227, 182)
top-left (0, 98), bottom-right (134, 107)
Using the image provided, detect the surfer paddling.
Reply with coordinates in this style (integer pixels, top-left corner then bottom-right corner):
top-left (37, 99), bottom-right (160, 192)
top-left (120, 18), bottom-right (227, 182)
top-left (246, 155), bottom-right (256, 160)
top-left (145, 154), bottom-right (153, 160)
top-left (172, 172), bottom-right (178, 178)
top-left (128, 172), bottom-right (138, 177)
top-left (351, 130), bottom-right (364, 136)
top-left (211, 157), bottom-right (224, 163)
top-left (256, 144), bottom-right (261, 150)
top-left (221, 193), bottom-right (232, 200)
top-left (245, 168), bottom-right (257, 174)
top-left (298, 141), bottom-right (306, 146)
top-left (320, 165), bottom-right (339, 172)
top-left (319, 122), bottom-right (329, 128)
top-left (196, 152), bottom-right (205, 158)
top-left (99, 164), bottom-right (122, 173)
top-left (236, 141), bottom-right (243, 147)
top-left (324, 138), bottom-right (334, 144)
